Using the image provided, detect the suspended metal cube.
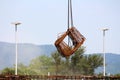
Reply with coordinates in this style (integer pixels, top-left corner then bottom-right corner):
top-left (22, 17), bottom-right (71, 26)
top-left (68, 27), bottom-right (85, 52)
top-left (55, 27), bottom-right (85, 57)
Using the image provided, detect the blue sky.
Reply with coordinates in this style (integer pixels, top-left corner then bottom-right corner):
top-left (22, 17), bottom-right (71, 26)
top-left (0, 0), bottom-right (120, 54)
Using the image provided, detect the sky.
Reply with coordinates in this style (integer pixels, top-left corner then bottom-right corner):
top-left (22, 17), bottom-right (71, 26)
top-left (0, 0), bottom-right (120, 54)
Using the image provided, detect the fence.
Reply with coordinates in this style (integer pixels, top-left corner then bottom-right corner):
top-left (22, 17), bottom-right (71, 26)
top-left (0, 75), bottom-right (120, 80)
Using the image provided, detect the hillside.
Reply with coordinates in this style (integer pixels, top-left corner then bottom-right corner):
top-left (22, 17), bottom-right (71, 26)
top-left (0, 42), bottom-right (120, 74)
top-left (95, 53), bottom-right (120, 75)
top-left (0, 42), bottom-right (56, 70)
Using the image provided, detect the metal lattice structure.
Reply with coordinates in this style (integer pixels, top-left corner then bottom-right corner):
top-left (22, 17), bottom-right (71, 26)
top-left (55, 27), bottom-right (85, 57)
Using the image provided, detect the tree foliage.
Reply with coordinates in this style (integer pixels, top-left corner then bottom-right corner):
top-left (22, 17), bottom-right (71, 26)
top-left (1, 46), bottom-right (103, 75)
top-left (51, 51), bottom-right (62, 75)
top-left (29, 55), bottom-right (53, 75)
top-left (1, 67), bottom-right (14, 75)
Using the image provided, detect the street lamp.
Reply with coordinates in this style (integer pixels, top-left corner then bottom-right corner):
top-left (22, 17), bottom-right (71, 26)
top-left (101, 28), bottom-right (109, 76)
top-left (12, 22), bottom-right (21, 75)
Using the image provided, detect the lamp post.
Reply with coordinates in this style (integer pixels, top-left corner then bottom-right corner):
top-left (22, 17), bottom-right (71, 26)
top-left (12, 22), bottom-right (21, 75)
top-left (101, 28), bottom-right (109, 76)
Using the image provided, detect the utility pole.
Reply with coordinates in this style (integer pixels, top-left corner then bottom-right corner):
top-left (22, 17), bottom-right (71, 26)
top-left (101, 28), bottom-right (109, 76)
top-left (12, 22), bottom-right (21, 75)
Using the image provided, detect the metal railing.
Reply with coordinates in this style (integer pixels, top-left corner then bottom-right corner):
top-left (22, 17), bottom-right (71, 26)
top-left (0, 75), bottom-right (120, 80)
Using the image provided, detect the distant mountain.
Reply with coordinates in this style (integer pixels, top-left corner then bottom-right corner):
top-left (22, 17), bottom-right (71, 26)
top-left (95, 53), bottom-right (120, 75)
top-left (0, 42), bottom-right (120, 74)
top-left (0, 42), bottom-right (56, 70)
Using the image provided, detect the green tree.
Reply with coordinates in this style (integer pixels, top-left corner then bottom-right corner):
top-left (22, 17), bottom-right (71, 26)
top-left (74, 54), bottom-right (103, 75)
top-left (1, 67), bottom-right (14, 75)
top-left (86, 54), bottom-right (103, 75)
top-left (17, 63), bottom-right (36, 75)
top-left (51, 51), bottom-right (62, 75)
top-left (59, 56), bottom-right (71, 75)
top-left (70, 46), bottom-right (85, 74)
top-left (69, 46), bottom-right (103, 75)
top-left (29, 55), bottom-right (53, 75)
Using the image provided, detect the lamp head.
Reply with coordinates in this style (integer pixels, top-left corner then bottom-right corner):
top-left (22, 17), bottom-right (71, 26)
top-left (101, 28), bottom-right (109, 31)
top-left (11, 22), bottom-right (21, 25)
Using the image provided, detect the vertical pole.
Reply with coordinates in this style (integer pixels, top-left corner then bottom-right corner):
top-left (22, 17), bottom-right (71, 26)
top-left (12, 22), bottom-right (21, 75)
top-left (102, 28), bottom-right (109, 76)
top-left (15, 24), bottom-right (18, 75)
top-left (103, 30), bottom-right (105, 76)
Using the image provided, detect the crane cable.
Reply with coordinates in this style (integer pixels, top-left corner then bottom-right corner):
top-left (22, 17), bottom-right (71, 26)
top-left (68, 0), bottom-right (74, 29)
top-left (68, 0), bottom-right (74, 46)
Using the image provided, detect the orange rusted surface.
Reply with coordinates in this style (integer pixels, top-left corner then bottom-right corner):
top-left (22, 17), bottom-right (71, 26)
top-left (55, 27), bottom-right (85, 57)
